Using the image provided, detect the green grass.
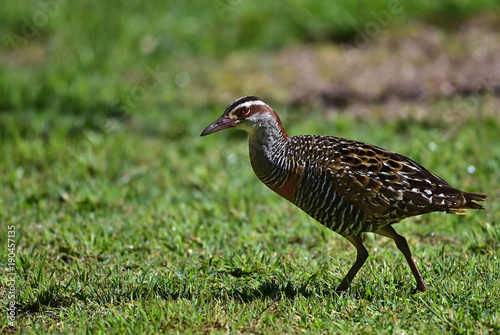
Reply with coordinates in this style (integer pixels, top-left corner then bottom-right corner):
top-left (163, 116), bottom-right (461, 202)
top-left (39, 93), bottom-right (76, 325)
top-left (1, 105), bottom-right (498, 333)
top-left (1, 1), bottom-right (500, 334)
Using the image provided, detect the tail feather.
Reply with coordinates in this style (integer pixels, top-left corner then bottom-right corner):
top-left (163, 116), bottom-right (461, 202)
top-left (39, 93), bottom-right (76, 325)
top-left (464, 191), bottom-right (487, 209)
top-left (448, 191), bottom-right (486, 214)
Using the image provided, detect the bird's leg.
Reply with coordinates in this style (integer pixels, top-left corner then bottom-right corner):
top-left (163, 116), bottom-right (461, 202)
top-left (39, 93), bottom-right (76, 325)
top-left (336, 235), bottom-right (368, 293)
top-left (375, 225), bottom-right (427, 292)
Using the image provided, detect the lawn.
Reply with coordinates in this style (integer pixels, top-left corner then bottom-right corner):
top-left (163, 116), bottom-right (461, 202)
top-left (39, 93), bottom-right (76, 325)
top-left (1, 1), bottom-right (499, 334)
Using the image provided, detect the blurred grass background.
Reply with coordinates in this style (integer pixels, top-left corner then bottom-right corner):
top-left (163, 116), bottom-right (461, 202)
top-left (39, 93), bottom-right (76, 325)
top-left (2, 0), bottom-right (500, 113)
top-left (1, 0), bottom-right (499, 333)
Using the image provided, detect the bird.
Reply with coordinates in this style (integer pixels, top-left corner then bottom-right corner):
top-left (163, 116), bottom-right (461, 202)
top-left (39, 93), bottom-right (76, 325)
top-left (201, 95), bottom-right (486, 293)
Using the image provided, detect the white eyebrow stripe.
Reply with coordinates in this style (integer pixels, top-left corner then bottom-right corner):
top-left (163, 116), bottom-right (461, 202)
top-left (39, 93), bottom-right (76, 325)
top-left (231, 100), bottom-right (267, 113)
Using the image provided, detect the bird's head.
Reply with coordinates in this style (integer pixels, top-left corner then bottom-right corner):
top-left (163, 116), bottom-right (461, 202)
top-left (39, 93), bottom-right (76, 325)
top-left (201, 96), bottom-right (285, 137)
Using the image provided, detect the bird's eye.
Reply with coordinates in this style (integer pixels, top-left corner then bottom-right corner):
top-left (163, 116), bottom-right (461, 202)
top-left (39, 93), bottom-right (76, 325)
top-left (241, 107), bottom-right (250, 115)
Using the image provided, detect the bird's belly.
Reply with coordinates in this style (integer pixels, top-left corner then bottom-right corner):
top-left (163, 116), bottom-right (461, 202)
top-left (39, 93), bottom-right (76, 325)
top-left (290, 168), bottom-right (370, 236)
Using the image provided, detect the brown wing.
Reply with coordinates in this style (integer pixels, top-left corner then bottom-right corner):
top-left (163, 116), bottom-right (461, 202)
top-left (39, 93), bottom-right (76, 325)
top-left (303, 136), bottom-right (482, 226)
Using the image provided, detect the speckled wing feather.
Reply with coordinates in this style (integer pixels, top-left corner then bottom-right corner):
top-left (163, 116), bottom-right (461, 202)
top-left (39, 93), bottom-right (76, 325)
top-left (292, 135), bottom-right (484, 229)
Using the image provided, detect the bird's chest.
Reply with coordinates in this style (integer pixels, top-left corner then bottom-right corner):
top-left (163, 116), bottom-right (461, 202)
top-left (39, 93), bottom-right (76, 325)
top-left (249, 142), bottom-right (302, 201)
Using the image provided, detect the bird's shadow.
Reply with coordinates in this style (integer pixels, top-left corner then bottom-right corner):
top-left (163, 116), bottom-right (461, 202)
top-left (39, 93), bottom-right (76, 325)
top-left (154, 268), bottom-right (379, 303)
top-left (225, 277), bottom-right (313, 302)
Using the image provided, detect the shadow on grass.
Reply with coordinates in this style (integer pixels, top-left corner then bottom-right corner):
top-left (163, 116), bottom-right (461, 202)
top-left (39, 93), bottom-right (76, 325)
top-left (16, 268), bottom-right (385, 317)
top-left (227, 278), bottom-right (314, 302)
top-left (220, 277), bottom-right (386, 303)
top-left (19, 284), bottom-right (74, 314)
top-left (127, 270), bottom-right (326, 303)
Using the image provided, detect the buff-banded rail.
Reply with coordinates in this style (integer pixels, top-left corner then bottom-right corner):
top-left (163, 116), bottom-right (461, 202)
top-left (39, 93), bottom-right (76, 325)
top-left (201, 95), bottom-right (486, 293)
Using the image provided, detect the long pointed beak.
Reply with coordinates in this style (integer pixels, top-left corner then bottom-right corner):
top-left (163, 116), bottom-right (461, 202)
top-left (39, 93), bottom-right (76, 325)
top-left (200, 115), bottom-right (236, 136)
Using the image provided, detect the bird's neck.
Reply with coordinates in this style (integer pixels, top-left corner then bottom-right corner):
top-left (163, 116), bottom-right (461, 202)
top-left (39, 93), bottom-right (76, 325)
top-left (247, 115), bottom-right (288, 180)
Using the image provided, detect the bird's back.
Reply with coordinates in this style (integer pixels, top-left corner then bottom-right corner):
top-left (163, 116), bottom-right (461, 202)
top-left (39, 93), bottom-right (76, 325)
top-left (253, 135), bottom-right (486, 236)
